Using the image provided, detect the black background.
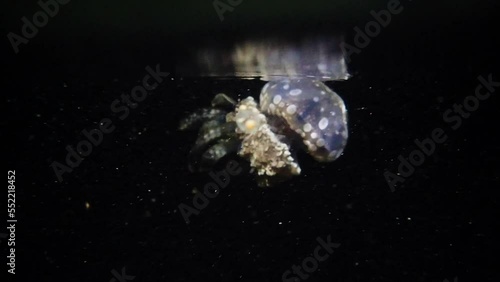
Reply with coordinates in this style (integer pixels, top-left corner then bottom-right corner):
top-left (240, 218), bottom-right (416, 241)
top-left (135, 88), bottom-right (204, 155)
top-left (3, 0), bottom-right (499, 281)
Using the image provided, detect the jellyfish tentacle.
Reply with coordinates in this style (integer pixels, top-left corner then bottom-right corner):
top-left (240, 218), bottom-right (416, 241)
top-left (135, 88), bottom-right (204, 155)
top-left (193, 122), bottom-right (237, 148)
top-left (232, 97), bottom-right (301, 185)
top-left (211, 93), bottom-right (237, 109)
top-left (190, 138), bottom-right (241, 172)
top-left (178, 108), bottom-right (227, 131)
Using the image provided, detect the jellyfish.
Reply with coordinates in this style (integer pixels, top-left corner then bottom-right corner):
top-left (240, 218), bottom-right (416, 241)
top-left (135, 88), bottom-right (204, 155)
top-left (178, 36), bottom-right (349, 186)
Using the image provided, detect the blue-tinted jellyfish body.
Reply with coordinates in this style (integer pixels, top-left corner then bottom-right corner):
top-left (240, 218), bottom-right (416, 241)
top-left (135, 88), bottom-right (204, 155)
top-left (260, 79), bottom-right (348, 162)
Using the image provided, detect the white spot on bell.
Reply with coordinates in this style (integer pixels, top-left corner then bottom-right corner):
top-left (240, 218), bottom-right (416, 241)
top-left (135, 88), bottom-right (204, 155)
top-left (316, 139), bottom-right (325, 147)
top-left (313, 97), bottom-right (319, 102)
top-left (317, 63), bottom-right (327, 72)
top-left (286, 104), bottom-right (297, 115)
top-left (303, 123), bottom-right (312, 132)
top-left (273, 95), bottom-right (282, 104)
top-left (290, 89), bottom-right (302, 96)
top-left (319, 118), bottom-right (329, 130)
top-left (283, 84), bottom-right (290, 90)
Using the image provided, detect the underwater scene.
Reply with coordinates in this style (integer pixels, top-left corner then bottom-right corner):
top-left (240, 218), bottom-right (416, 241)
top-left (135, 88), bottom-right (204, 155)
top-left (4, 0), bottom-right (498, 281)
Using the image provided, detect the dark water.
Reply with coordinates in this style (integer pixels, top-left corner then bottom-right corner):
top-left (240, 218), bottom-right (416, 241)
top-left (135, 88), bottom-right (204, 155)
top-left (4, 0), bottom-right (499, 281)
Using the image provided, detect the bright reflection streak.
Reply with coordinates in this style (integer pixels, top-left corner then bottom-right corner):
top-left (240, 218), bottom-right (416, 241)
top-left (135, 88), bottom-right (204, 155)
top-left (178, 35), bottom-right (350, 81)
